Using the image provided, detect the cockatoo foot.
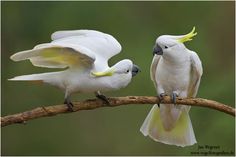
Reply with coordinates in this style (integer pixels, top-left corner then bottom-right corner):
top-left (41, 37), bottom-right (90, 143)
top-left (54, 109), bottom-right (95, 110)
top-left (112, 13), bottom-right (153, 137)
top-left (159, 93), bottom-right (167, 98)
top-left (157, 93), bottom-right (167, 107)
top-left (171, 92), bottom-right (179, 105)
top-left (64, 99), bottom-right (74, 112)
top-left (95, 92), bottom-right (110, 105)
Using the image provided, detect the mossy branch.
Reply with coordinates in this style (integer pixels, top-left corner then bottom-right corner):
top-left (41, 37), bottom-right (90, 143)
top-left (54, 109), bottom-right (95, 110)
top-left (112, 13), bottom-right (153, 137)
top-left (1, 96), bottom-right (235, 127)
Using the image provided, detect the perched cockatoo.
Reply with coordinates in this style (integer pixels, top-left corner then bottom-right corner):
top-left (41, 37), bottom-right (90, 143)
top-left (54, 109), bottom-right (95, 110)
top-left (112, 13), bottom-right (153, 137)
top-left (140, 27), bottom-right (203, 147)
top-left (9, 30), bottom-right (140, 111)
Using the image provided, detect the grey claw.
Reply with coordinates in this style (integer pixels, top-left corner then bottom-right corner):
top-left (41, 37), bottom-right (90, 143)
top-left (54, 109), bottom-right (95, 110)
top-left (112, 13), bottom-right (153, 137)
top-left (64, 99), bottom-right (74, 112)
top-left (96, 93), bottom-right (110, 105)
top-left (171, 92), bottom-right (178, 105)
top-left (157, 93), bottom-right (166, 107)
top-left (159, 93), bottom-right (167, 101)
top-left (159, 93), bottom-right (166, 98)
top-left (67, 103), bottom-right (74, 112)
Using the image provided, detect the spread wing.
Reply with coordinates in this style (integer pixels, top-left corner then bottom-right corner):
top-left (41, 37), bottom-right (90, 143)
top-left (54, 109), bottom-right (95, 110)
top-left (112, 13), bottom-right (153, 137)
top-left (51, 30), bottom-right (122, 70)
top-left (188, 51), bottom-right (203, 97)
top-left (150, 55), bottom-right (161, 89)
top-left (10, 30), bottom-right (122, 71)
top-left (10, 43), bottom-right (95, 69)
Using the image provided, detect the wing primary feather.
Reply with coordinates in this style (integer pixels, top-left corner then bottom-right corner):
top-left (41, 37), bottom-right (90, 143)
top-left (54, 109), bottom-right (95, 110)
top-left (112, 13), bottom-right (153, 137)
top-left (188, 51), bottom-right (203, 97)
top-left (10, 45), bottom-right (95, 69)
top-left (150, 55), bottom-right (161, 89)
top-left (10, 30), bottom-right (123, 72)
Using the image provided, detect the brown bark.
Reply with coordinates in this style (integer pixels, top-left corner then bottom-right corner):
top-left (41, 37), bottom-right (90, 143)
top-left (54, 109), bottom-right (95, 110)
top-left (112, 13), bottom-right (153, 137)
top-left (1, 96), bottom-right (235, 127)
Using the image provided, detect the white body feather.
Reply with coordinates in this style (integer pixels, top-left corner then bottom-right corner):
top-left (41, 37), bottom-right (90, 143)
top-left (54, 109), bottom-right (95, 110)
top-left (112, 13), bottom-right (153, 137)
top-left (10, 68), bottom-right (131, 95)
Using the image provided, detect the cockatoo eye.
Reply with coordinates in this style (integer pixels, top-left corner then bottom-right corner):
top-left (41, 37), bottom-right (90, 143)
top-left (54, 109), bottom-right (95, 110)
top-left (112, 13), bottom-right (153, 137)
top-left (126, 69), bottom-right (130, 73)
top-left (164, 46), bottom-right (168, 49)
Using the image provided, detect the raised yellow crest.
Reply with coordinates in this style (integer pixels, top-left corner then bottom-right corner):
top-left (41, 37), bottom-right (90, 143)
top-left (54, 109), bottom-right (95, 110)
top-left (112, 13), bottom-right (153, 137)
top-left (178, 27), bottom-right (197, 43)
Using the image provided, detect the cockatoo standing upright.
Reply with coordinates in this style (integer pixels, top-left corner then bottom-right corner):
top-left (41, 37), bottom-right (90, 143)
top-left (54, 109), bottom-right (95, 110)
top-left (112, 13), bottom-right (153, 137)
top-left (9, 30), bottom-right (140, 111)
top-left (140, 27), bottom-right (203, 147)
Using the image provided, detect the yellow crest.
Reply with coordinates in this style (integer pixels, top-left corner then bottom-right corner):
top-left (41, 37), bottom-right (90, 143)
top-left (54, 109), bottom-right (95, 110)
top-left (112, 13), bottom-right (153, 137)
top-left (91, 68), bottom-right (115, 77)
top-left (178, 27), bottom-right (197, 43)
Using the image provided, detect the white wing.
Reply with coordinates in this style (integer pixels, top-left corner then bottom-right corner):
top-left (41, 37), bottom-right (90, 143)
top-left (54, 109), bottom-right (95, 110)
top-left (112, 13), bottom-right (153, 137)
top-left (51, 30), bottom-right (122, 71)
top-left (150, 55), bottom-right (161, 89)
top-left (10, 43), bottom-right (95, 69)
top-left (11, 30), bottom-right (122, 71)
top-left (188, 51), bottom-right (203, 97)
top-left (52, 30), bottom-right (110, 41)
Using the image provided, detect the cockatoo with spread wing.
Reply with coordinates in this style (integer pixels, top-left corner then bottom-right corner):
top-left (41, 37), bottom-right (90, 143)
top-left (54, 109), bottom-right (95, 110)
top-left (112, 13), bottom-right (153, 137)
top-left (140, 27), bottom-right (203, 147)
top-left (9, 30), bottom-right (140, 111)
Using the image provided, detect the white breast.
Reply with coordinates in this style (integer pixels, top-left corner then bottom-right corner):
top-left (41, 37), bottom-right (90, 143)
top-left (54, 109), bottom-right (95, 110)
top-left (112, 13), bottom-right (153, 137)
top-left (155, 58), bottom-right (191, 95)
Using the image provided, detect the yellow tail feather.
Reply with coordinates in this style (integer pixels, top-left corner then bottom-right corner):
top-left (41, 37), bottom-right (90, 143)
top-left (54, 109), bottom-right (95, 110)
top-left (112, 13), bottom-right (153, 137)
top-left (140, 104), bottom-right (196, 147)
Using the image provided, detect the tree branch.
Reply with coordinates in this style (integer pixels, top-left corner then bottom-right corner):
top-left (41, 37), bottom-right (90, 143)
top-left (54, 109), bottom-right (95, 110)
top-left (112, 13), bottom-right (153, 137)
top-left (1, 96), bottom-right (235, 127)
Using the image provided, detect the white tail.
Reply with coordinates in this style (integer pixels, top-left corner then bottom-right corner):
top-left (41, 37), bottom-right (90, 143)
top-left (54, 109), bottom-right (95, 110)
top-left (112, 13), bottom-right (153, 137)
top-left (9, 73), bottom-right (49, 81)
top-left (8, 72), bottom-right (61, 83)
top-left (140, 104), bottom-right (196, 147)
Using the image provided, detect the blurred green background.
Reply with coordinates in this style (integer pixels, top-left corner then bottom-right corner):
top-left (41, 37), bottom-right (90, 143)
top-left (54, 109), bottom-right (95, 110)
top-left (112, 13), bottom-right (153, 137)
top-left (1, 1), bottom-right (235, 156)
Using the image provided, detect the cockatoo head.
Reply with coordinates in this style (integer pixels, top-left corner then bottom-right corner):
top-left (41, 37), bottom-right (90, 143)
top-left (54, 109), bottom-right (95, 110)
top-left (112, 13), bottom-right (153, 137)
top-left (92, 59), bottom-right (140, 78)
top-left (112, 59), bottom-right (140, 77)
top-left (153, 27), bottom-right (197, 59)
top-left (91, 59), bottom-right (140, 89)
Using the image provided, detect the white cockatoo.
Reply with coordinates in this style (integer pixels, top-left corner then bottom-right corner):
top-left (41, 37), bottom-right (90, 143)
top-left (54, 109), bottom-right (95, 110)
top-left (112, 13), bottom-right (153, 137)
top-left (9, 30), bottom-right (140, 111)
top-left (140, 27), bottom-right (203, 147)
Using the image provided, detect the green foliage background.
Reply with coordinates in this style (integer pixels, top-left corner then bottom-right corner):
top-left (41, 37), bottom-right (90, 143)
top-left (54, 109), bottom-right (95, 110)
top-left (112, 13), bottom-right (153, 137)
top-left (1, 1), bottom-right (235, 156)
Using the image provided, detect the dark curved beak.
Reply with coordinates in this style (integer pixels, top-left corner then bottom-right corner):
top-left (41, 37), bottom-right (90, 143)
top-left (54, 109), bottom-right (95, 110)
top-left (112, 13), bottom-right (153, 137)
top-left (132, 64), bottom-right (141, 77)
top-left (153, 44), bottom-right (163, 56)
